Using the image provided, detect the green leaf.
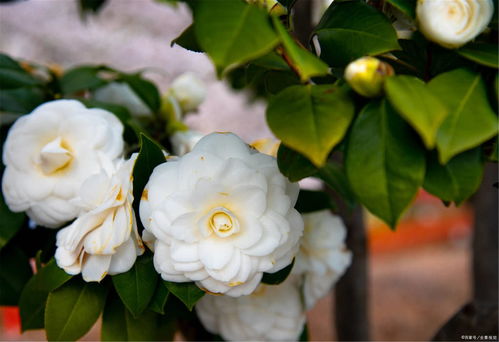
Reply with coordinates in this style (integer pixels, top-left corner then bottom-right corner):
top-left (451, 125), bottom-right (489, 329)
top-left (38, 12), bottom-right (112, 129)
top-left (132, 134), bottom-right (166, 219)
top-left (45, 278), bottom-right (107, 341)
top-left (79, 0), bottom-right (107, 14)
top-left (295, 190), bottom-right (333, 213)
top-left (148, 281), bottom-right (170, 315)
top-left (172, 24), bottom-right (203, 53)
top-left (345, 100), bottom-right (426, 228)
top-left (60, 66), bottom-right (107, 94)
top-left (19, 259), bottom-right (73, 331)
top-left (428, 68), bottom-right (499, 164)
top-left (272, 16), bottom-right (329, 82)
top-left (0, 53), bottom-right (24, 70)
top-left (0, 245), bottom-right (32, 305)
top-left (385, 75), bottom-right (449, 148)
top-left (164, 281), bottom-right (205, 311)
top-left (112, 254), bottom-right (158, 317)
top-left (0, 191), bottom-right (25, 249)
top-left (194, 0), bottom-right (279, 74)
top-left (299, 323), bottom-right (309, 341)
top-left (0, 68), bottom-right (41, 89)
top-left (0, 87), bottom-right (45, 114)
top-left (102, 293), bottom-right (170, 341)
top-left (267, 84), bottom-right (355, 166)
top-left (120, 74), bottom-right (161, 112)
top-left (318, 161), bottom-right (356, 208)
top-left (252, 51), bottom-right (291, 70)
top-left (315, 0), bottom-right (400, 66)
top-left (385, 0), bottom-right (416, 18)
top-left (458, 43), bottom-right (498, 69)
top-left (261, 259), bottom-right (295, 285)
top-left (80, 99), bottom-right (132, 125)
top-left (424, 149), bottom-right (484, 205)
top-left (277, 144), bottom-right (318, 182)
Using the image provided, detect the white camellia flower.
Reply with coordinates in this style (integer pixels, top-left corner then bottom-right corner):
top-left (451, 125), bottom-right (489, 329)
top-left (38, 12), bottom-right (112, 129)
top-left (55, 154), bottom-right (144, 282)
top-left (293, 210), bottom-right (352, 309)
top-left (416, 0), bottom-right (494, 48)
top-left (196, 278), bottom-right (306, 341)
top-left (169, 73), bottom-right (207, 113)
top-left (2, 100), bottom-right (124, 228)
top-left (140, 132), bottom-right (303, 296)
top-left (94, 82), bottom-right (152, 117)
top-left (170, 130), bottom-right (204, 156)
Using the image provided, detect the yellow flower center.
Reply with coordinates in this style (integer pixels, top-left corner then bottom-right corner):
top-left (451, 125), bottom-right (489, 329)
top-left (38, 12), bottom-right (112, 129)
top-left (39, 137), bottom-right (73, 175)
top-left (205, 207), bottom-right (240, 238)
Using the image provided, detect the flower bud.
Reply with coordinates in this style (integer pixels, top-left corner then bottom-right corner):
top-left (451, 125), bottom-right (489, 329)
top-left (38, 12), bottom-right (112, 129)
top-left (247, 0), bottom-right (288, 16)
top-left (169, 72), bottom-right (206, 113)
top-left (344, 57), bottom-right (394, 98)
top-left (416, 0), bottom-right (494, 49)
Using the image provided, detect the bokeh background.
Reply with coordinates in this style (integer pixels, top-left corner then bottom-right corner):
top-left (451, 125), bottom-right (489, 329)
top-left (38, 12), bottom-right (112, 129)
top-left (0, 0), bottom-right (475, 340)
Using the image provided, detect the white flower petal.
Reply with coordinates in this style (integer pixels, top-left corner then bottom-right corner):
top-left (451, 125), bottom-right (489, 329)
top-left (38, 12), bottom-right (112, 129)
top-left (108, 237), bottom-right (138, 275)
top-left (82, 254), bottom-right (112, 282)
top-left (199, 239), bottom-right (234, 270)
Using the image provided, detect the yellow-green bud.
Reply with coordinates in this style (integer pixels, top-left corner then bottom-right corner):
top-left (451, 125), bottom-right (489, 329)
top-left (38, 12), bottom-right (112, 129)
top-left (247, 0), bottom-right (288, 16)
top-left (344, 57), bottom-right (394, 98)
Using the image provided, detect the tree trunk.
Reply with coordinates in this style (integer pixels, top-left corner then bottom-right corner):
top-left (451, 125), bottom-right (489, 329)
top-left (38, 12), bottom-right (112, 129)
top-left (293, 0), bottom-right (313, 46)
top-left (433, 163), bottom-right (498, 340)
top-left (334, 205), bottom-right (371, 341)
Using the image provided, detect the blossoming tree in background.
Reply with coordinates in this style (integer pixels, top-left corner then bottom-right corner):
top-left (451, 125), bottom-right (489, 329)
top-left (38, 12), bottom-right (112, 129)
top-left (0, 0), bottom-right (497, 341)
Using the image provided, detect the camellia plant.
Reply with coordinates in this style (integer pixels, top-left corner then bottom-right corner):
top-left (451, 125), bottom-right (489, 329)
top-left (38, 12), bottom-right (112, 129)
top-left (0, 0), bottom-right (497, 341)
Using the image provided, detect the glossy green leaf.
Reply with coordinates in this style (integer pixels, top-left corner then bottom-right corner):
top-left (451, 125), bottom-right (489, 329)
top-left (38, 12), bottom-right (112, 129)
top-left (132, 134), bottom-right (166, 219)
top-left (19, 259), bottom-right (73, 331)
top-left (272, 16), bottom-right (329, 82)
top-left (428, 68), bottom-right (499, 164)
top-left (424, 149), bottom-right (484, 205)
top-left (385, 0), bottom-right (416, 18)
top-left (79, 0), bottom-right (107, 14)
top-left (458, 43), bottom-right (498, 69)
top-left (0, 191), bottom-right (25, 249)
top-left (262, 259), bottom-right (295, 285)
top-left (148, 281), bottom-right (170, 315)
top-left (315, 0), bottom-right (400, 66)
top-left (165, 281), bottom-right (205, 311)
top-left (102, 293), bottom-right (169, 341)
top-left (385, 75), bottom-right (449, 148)
top-left (319, 161), bottom-right (356, 208)
top-left (0, 87), bottom-right (45, 114)
top-left (80, 99), bottom-right (132, 126)
top-left (0, 53), bottom-right (24, 70)
top-left (45, 278), bottom-right (107, 341)
top-left (295, 190), bottom-right (333, 213)
top-left (277, 144), bottom-right (318, 182)
top-left (60, 66), bottom-right (106, 94)
top-left (345, 100), bottom-right (426, 228)
top-left (253, 51), bottom-right (290, 70)
top-left (120, 74), bottom-right (161, 112)
top-left (112, 255), bottom-right (158, 317)
top-left (194, 0), bottom-right (278, 73)
top-left (0, 68), bottom-right (41, 89)
top-left (0, 245), bottom-right (32, 305)
top-left (299, 323), bottom-right (309, 341)
top-left (172, 24), bottom-right (203, 53)
top-left (267, 84), bottom-right (355, 166)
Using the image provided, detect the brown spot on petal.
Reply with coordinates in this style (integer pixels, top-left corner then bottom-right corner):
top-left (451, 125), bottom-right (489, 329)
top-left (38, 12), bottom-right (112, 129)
top-left (199, 287), bottom-right (223, 296)
top-left (228, 281), bottom-right (243, 287)
top-left (116, 188), bottom-right (123, 201)
top-left (142, 189), bottom-right (148, 201)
